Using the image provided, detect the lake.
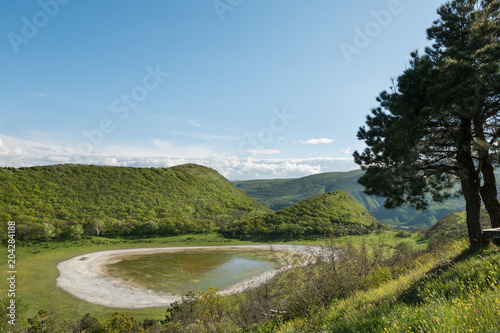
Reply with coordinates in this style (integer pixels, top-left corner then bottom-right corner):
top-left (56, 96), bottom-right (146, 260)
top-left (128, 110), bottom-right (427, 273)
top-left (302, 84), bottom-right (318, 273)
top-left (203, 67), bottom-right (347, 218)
top-left (104, 249), bottom-right (280, 295)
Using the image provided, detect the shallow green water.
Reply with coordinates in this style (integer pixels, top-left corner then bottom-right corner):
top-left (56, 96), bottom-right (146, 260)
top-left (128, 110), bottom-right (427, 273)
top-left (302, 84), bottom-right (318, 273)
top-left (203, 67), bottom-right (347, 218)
top-left (105, 249), bottom-right (277, 295)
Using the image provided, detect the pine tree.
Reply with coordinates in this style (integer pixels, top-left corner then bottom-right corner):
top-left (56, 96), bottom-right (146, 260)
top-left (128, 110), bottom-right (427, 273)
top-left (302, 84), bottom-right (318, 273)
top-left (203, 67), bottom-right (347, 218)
top-left (354, 0), bottom-right (500, 248)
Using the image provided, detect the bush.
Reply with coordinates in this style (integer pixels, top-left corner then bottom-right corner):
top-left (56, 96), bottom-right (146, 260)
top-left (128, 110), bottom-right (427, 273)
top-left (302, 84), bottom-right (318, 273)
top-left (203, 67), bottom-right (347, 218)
top-left (160, 237), bottom-right (423, 332)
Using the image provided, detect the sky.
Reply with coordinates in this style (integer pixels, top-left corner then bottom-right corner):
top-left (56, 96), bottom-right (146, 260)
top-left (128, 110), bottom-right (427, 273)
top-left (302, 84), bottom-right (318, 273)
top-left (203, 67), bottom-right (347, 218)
top-left (0, 0), bottom-right (445, 180)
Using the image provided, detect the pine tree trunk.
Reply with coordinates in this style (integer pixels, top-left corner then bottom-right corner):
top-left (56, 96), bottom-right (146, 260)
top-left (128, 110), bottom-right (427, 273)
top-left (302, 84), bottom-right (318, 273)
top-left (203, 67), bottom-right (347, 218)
top-left (473, 120), bottom-right (500, 229)
top-left (457, 119), bottom-right (485, 249)
top-left (462, 179), bottom-right (484, 248)
top-left (480, 160), bottom-right (500, 228)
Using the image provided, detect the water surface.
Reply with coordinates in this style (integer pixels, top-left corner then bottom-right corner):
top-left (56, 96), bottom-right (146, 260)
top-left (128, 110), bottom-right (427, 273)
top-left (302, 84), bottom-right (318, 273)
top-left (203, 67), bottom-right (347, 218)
top-left (105, 249), bottom-right (277, 295)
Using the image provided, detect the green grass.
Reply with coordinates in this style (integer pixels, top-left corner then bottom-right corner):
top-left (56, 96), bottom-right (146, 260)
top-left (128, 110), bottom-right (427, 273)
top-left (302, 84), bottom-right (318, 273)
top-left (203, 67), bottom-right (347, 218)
top-left (0, 234), bottom-right (258, 323)
top-left (0, 230), bottom-right (428, 327)
top-left (276, 240), bottom-right (500, 332)
top-left (270, 230), bottom-right (428, 254)
top-left (421, 208), bottom-right (492, 247)
top-left (336, 230), bottom-right (428, 250)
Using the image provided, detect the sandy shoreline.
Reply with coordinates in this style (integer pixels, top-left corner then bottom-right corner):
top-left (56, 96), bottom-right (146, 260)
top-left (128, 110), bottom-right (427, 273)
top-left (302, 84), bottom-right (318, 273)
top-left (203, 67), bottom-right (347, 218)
top-left (55, 245), bottom-right (318, 309)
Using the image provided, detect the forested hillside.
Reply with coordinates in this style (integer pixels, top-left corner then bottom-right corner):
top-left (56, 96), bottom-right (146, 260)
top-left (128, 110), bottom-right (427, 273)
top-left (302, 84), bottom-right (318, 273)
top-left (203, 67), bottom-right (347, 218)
top-left (0, 164), bottom-right (270, 241)
top-left (234, 170), bottom-right (470, 229)
top-left (422, 208), bottom-right (492, 249)
top-left (234, 170), bottom-right (372, 210)
top-left (222, 190), bottom-right (387, 239)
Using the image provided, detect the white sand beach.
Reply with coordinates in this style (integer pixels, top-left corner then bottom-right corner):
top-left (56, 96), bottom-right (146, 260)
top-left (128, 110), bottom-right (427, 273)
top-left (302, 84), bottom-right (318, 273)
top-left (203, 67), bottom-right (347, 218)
top-left (55, 245), bottom-right (318, 309)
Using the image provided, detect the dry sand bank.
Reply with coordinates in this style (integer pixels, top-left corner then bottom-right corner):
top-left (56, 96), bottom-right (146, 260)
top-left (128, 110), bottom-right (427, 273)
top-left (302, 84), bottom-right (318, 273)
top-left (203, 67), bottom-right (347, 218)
top-left (55, 245), bottom-right (319, 309)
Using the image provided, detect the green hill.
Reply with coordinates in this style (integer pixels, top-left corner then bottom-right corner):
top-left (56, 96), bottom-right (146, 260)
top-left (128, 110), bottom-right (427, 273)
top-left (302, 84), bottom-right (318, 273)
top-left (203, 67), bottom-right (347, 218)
top-left (234, 170), bottom-right (370, 211)
top-left (234, 170), bottom-right (469, 229)
top-left (0, 164), bottom-right (271, 241)
top-left (422, 208), bottom-right (492, 248)
top-left (222, 190), bottom-right (387, 239)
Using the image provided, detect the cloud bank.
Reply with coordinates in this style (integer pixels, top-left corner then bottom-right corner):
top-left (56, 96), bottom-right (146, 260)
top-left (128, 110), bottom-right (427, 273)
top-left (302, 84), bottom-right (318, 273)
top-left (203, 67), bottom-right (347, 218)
top-left (0, 135), bottom-right (356, 180)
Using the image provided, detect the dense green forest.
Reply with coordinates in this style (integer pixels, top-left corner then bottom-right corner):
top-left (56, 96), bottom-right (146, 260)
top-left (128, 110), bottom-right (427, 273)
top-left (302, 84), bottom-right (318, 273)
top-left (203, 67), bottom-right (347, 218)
top-left (233, 169), bottom-right (481, 229)
top-left (0, 164), bottom-right (270, 241)
top-left (222, 190), bottom-right (387, 239)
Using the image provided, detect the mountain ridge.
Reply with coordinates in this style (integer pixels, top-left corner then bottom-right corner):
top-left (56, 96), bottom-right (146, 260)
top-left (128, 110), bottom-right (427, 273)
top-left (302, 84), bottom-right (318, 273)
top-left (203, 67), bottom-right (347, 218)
top-left (234, 169), bottom-right (471, 229)
top-left (0, 163), bottom-right (271, 241)
top-left (222, 190), bottom-right (387, 239)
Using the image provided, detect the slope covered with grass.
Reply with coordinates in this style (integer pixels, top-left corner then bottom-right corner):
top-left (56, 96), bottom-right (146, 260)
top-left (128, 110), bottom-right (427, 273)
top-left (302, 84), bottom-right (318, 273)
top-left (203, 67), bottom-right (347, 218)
top-left (234, 170), bottom-right (471, 229)
top-left (422, 208), bottom-right (492, 249)
top-left (277, 241), bottom-right (500, 332)
top-left (234, 170), bottom-right (371, 211)
top-left (223, 190), bottom-right (386, 239)
top-left (0, 164), bottom-right (270, 241)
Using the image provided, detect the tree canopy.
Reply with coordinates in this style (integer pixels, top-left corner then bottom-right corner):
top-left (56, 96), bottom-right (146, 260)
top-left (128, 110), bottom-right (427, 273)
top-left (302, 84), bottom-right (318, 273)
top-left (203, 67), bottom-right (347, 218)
top-left (222, 191), bottom-right (385, 240)
top-left (354, 0), bottom-right (500, 248)
top-left (0, 164), bottom-right (270, 242)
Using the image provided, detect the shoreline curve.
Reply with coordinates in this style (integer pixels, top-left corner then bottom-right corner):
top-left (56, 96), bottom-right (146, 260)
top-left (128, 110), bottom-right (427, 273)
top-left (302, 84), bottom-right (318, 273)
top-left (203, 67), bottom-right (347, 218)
top-left (55, 244), bottom-right (317, 309)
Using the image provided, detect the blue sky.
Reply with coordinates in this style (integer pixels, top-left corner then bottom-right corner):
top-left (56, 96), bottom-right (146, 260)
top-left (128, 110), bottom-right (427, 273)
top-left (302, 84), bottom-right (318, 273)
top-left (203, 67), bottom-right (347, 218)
top-left (0, 0), bottom-right (444, 179)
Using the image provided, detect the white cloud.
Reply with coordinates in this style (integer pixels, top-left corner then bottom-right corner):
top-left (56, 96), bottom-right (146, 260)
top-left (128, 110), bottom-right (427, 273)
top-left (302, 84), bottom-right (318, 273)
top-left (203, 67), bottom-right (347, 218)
top-left (103, 157), bottom-right (119, 166)
top-left (0, 138), bottom-right (10, 155)
top-left (151, 139), bottom-right (212, 158)
top-left (341, 147), bottom-right (351, 154)
top-left (249, 149), bottom-right (280, 156)
top-left (47, 156), bottom-right (71, 163)
top-left (11, 147), bottom-right (25, 156)
top-left (300, 138), bottom-right (334, 145)
top-left (168, 130), bottom-right (240, 141)
top-left (188, 120), bottom-right (203, 128)
top-left (0, 134), bottom-right (358, 180)
top-left (205, 157), bottom-right (325, 179)
top-left (0, 137), bottom-right (26, 156)
top-left (33, 146), bottom-right (54, 152)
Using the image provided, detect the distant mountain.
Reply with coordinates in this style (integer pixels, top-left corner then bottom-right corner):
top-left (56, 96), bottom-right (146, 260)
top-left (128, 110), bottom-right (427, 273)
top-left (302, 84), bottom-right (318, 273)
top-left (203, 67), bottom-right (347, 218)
top-left (234, 170), bottom-right (370, 210)
top-left (234, 170), bottom-right (470, 230)
top-left (222, 190), bottom-right (387, 239)
top-left (0, 164), bottom-right (271, 241)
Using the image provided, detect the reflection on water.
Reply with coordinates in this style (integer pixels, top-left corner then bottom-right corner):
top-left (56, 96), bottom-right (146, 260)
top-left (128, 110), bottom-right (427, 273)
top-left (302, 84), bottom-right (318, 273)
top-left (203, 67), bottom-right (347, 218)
top-left (105, 249), bottom-right (276, 295)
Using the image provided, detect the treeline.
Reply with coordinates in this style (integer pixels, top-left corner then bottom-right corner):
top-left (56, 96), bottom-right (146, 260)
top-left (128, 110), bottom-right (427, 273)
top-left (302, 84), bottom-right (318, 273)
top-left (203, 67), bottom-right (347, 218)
top-left (0, 164), bottom-right (270, 242)
top-left (222, 191), bottom-right (388, 239)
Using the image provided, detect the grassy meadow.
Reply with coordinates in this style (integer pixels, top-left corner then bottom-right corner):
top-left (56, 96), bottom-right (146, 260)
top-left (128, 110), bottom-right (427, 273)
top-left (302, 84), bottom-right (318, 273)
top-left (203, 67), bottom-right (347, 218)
top-left (1, 234), bottom-right (256, 323)
top-left (0, 230), bottom-right (427, 326)
top-left (277, 240), bottom-right (500, 333)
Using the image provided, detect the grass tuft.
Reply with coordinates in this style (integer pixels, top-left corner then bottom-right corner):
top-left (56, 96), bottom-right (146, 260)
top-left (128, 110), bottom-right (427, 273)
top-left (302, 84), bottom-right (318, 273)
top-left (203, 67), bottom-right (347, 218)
top-left (277, 240), bottom-right (500, 332)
